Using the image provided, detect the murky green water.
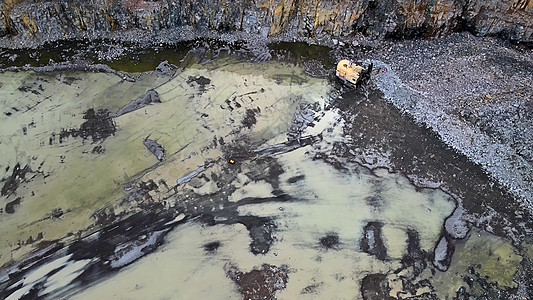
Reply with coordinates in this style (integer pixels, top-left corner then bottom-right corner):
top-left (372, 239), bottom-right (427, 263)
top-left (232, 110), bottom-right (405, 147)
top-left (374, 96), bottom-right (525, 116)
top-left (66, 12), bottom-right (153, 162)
top-left (0, 46), bottom-right (529, 299)
top-left (0, 40), bottom-right (192, 72)
top-left (0, 56), bottom-right (328, 265)
top-left (74, 159), bottom-right (455, 299)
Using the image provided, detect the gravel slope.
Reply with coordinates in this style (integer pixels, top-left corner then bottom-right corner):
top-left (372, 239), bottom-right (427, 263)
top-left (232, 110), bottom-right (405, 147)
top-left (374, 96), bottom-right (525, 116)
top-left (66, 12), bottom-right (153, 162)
top-left (336, 32), bottom-right (532, 207)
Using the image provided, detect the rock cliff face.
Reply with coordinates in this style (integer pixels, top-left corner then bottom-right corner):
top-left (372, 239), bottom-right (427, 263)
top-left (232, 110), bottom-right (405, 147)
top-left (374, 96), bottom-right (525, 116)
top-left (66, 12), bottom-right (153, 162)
top-left (1, 0), bottom-right (532, 47)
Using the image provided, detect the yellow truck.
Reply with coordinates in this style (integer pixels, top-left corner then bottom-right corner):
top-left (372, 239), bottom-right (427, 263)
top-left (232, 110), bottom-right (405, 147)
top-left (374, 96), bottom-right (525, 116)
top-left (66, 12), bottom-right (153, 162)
top-left (335, 60), bottom-right (373, 86)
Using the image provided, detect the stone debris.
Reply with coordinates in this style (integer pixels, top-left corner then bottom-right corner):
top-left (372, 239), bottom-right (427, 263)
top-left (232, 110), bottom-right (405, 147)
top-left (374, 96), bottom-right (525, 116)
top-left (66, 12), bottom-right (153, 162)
top-left (370, 50), bottom-right (532, 208)
top-left (226, 263), bottom-right (289, 300)
top-left (114, 90), bottom-right (161, 117)
top-left (360, 221), bottom-right (388, 261)
top-left (143, 137), bottom-right (165, 162)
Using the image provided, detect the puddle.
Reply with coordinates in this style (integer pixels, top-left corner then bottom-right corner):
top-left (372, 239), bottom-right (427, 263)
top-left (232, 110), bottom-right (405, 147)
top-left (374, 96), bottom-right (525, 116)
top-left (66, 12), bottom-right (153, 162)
top-left (0, 44), bottom-right (530, 299)
top-left (74, 154), bottom-right (455, 299)
top-left (71, 108), bottom-right (458, 299)
top-left (0, 56), bottom-right (328, 267)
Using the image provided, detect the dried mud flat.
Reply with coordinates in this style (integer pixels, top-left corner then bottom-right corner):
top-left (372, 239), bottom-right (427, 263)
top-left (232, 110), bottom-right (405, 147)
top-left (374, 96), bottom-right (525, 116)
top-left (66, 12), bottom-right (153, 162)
top-left (0, 36), bottom-right (532, 299)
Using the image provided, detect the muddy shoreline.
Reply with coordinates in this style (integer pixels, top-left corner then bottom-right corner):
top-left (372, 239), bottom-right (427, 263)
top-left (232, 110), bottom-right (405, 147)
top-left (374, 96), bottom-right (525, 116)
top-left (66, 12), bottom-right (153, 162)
top-left (1, 32), bottom-right (530, 246)
top-left (2, 31), bottom-right (530, 206)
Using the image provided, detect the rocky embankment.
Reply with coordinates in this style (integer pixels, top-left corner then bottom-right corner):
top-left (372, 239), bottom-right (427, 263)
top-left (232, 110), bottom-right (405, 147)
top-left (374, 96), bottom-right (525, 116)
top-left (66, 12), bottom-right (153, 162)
top-left (0, 0), bottom-right (532, 48)
top-left (361, 33), bottom-right (533, 206)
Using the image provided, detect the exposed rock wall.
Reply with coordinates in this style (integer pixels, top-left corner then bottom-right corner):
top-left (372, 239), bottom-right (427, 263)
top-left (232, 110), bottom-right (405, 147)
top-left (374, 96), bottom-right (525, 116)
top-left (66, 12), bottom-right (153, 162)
top-left (0, 0), bottom-right (532, 47)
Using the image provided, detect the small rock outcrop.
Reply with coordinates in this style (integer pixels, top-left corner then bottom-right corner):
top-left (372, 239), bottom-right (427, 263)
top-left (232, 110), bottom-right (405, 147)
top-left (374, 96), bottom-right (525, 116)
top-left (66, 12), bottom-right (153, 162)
top-left (143, 137), bottom-right (165, 162)
top-left (114, 90), bottom-right (161, 117)
top-left (360, 221), bottom-right (388, 261)
top-left (433, 234), bottom-right (455, 272)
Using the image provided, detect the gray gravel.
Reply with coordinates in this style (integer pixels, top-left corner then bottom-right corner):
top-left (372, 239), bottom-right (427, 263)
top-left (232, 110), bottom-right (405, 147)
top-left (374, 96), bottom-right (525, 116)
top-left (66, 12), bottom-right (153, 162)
top-left (360, 33), bottom-right (532, 209)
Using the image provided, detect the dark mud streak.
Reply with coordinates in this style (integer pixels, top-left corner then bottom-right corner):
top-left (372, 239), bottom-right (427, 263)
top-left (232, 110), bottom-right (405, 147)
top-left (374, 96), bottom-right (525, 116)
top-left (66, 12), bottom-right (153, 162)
top-left (360, 273), bottom-right (395, 300)
top-left (186, 75), bottom-right (211, 93)
top-left (226, 263), bottom-right (289, 300)
top-left (400, 229), bottom-right (428, 277)
top-left (360, 221), bottom-right (388, 261)
top-left (5, 197), bottom-right (22, 214)
top-left (313, 152), bottom-right (350, 172)
top-left (286, 174), bottom-right (305, 184)
top-left (59, 108), bottom-right (116, 143)
top-left (236, 194), bottom-right (293, 206)
top-left (216, 215), bottom-right (277, 255)
top-left (1, 163), bottom-right (31, 197)
top-left (91, 145), bottom-right (105, 154)
top-left (0, 244), bottom-right (64, 299)
top-left (300, 282), bottom-right (323, 295)
top-left (180, 164), bottom-right (298, 256)
top-left (364, 195), bottom-right (385, 210)
top-left (203, 241), bottom-right (221, 253)
top-left (243, 158), bottom-right (284, 191)
top-left (242, 108), bottom-right (260, 129)
top-left (0, 210), bottom-right (187, 299)
top-left (169, 158), bottom-right (297, 256)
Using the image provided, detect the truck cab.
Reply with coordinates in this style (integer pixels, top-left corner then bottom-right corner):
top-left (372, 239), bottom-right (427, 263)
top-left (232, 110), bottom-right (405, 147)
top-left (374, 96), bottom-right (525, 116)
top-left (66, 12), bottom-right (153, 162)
top-left (336, 60), bottom-right (369, 86)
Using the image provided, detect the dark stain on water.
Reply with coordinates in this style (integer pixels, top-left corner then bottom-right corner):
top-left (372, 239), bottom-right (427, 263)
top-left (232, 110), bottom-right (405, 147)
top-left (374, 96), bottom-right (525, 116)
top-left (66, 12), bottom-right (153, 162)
top-left (0, 39), bottom-right (191, 72)
top-left (58, 108), bottom-right (116, 143)
top-left (319, 233), bottom-right (340, 250)
top-left (203, 241), bottom-right (221, 253)
top-left (0, 40), bottom-right (90, 69)
top-left (1, 163), bottom-right (31, 197)
top-left (0, 39), bottom-right (335, 74)
top-left (104, 45), bottom-right (191, 73)
top-left (226, 263), bottom-right (289, 300)
top-left (0, 38), bottom-right (255, 72)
